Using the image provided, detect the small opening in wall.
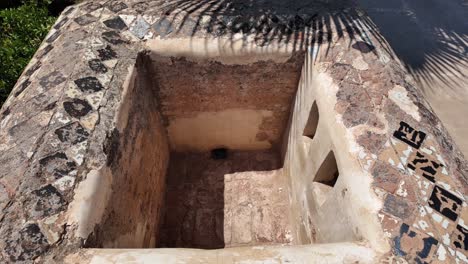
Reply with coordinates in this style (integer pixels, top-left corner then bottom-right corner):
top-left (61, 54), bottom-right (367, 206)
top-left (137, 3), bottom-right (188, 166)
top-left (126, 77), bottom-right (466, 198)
top-left (303, 101), bottom-right (319, 140)
top-left (314, 151), bottom-right (339, 187)
top-left (211, 148), bottom-right (228, 160)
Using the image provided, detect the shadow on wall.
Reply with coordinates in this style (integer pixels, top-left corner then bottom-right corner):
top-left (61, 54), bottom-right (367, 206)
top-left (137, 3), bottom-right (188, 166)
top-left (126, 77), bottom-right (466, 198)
top-left (358, 0), bottom-right (468, 93)
top-left (154, 0), bottom-right (466, 93)
top-left (153, 0), bottom-right (394, 58)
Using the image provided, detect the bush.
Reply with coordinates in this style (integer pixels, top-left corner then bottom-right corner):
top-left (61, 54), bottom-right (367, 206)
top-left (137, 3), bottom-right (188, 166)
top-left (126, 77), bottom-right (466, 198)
top-left (0, 1), bottom-right (56, 106)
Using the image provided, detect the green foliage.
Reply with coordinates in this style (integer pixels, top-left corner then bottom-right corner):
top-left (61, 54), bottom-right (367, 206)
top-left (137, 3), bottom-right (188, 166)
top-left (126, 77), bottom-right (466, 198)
top-left (0, 2), bottom-right (56, 105)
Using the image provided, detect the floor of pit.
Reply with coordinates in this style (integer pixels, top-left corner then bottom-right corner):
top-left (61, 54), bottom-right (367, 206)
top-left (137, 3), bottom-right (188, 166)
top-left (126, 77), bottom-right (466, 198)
top-left (158, 150), bottom-right (293, 249)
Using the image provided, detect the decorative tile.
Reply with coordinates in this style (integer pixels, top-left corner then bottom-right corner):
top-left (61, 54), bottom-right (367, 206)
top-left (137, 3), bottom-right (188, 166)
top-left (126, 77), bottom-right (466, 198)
top-left (451, 224), bottom-right (468, 252)
top-left (53, 17), bottom-right (69, 30)
top-left (130, 17), bottom-right (151, 39)
top-left (407, 150), bottom-right (443, 183)
top-left (63, 98), bottom-right (92, 118)
top-left (394, 223), bottom-right (439, 263)
top-left (97, 45), bottom-right (117, 61)
top-left (428, 185), bottom-right (463, 222)
top-left (88, 59), bottom-right (108, 73)
top-left (393, 121), bottom-right (427, 149)
top-left (153, 18), bottom-right (173, 38)
top-left (107, 1), bottom-right (128, 13)
top-left (74, 77), bottom-right (104, 93)
top-left (74, 14), bottom-right (97, 26)
top-left (102, 31), bottom-right (128, 45)
top-left (46, 30), bottom-right (61, 43)
top-left (103, 16), bottom-right (127, 30)
top-left (55, 122), bottom-right (89, 145)
top-left (414, 176), bottom-right (435, 203)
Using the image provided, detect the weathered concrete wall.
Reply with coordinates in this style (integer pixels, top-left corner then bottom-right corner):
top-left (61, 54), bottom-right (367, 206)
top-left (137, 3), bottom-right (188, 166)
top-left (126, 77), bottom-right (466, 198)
top-left (79, 55), bottom-right (170, 248)
top-left (282, 50), bottom-right (385, 247)
top-left (146, 45), bottom-right (304, 152)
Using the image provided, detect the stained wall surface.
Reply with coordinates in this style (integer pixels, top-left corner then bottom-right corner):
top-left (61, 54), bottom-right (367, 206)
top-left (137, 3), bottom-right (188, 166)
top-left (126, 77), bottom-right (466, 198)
top-left (76, 56), bottom-right (170, 248)
top-left (159, 150), bottom-right (291, 249)
top-left (147, 52), bottom-right (303, 151)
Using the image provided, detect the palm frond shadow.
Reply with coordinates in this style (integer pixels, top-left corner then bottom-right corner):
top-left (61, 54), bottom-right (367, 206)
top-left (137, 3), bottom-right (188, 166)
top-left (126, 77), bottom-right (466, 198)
top-left (149, 0), bottom-right (466, 93)
top-left (152, 0), bottom-right (394, 59)
top-left (358, 0), bottom-right (467, 93)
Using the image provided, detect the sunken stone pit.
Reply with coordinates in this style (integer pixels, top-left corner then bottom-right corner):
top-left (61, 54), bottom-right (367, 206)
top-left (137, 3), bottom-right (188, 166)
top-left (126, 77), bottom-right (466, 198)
top-left (84, 50), bottom-right (304, 249)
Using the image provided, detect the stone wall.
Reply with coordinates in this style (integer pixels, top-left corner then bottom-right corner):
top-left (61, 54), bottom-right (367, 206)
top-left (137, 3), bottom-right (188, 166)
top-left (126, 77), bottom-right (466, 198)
top-left (80, 55), bottom-right (170, 248)
top-left (147, 50), bottom-right (303, 151)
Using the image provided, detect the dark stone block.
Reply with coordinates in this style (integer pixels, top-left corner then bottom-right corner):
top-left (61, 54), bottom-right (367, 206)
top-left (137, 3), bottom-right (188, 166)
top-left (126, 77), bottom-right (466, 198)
top-left (39, 71), bottom-right (66, 88)
top-left (63, 98), bottom-right (92, 118)
top-left (178, 18), bottom-right (197, 36)
top-left (74, 77), bottom-right (104, 93)
top-left (102, 31), bottom-right (127, 45)
top-left (83, 2), bottom-right (101, 12)
top-left (5, 223), bottom-right (49, 261)
top-left (107, 1), bottom-right (128, 13)
top-left (1, 107), bottom-right (10, 118)
top-left (46, 30), bottom-right (61, 43)
top-left (342, 103), bottom-right (371, 127)
top-left (97, 45), bottom-right (117, 61)
top-left (103, 17), bottom-right (127, 30)
top-left (14, 79), bottom-right (31, 97)
top-left (330, 63), bottom-right (351, 81)
top-left (31, 184), bottom-right (66, 217)
top-left (74, 14), bottom-right (97, 26)
top-left (25, 61), bottom-right (42, 76)
top-left (357, 131), bottom-right (387, 154)
top-left (352, 41), bottom-right (375, 53)
top-left (37, 45), bottom-right (54, 59)
top-left (132, 1), bottom-right (148, 13)
top-left (371, 161), bottom-right (401, 193)
top-left (55, 122), bottom-right (90, 144)
top-left (54, 17), bottom-right (69, 29)
top-left (88, 59), bottom-right (108, 73)
top-left (38, 152), bottom-right (77, 179)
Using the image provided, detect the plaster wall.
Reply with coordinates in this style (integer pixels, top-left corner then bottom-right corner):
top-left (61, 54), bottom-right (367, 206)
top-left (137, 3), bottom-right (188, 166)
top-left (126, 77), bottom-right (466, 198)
top-left (84, 56), bottom-right (170, 248)
top-left (283, 52), bottom-right (387, 250)
top-left (146, 40), bottom-right (304, 152)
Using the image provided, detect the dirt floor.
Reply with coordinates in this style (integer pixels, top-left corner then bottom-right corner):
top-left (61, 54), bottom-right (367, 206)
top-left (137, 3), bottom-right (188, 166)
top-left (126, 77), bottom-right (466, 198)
top-left (158, 150), bottom-right (294, 249)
